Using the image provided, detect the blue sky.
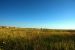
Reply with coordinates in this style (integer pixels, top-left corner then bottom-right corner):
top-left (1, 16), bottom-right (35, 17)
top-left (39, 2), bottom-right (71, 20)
top-left (0, 0), bottom-right (75, 29)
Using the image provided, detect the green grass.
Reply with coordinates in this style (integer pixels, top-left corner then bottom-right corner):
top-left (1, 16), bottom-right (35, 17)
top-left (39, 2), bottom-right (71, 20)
top-left (0, 27), bottom-right (75, 50)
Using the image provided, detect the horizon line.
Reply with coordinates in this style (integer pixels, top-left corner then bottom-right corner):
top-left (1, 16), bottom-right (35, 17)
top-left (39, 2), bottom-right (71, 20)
top-left (0, 25), bottom-right (75, 30)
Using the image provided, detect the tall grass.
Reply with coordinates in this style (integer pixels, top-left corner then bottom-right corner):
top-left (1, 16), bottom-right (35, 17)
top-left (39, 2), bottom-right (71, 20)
top-left (0, 27), bottom-right (75, 50)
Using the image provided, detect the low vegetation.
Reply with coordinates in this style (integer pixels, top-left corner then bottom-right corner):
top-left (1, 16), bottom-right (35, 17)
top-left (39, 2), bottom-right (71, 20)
top-left (0, 26), bottom-right (75, 50)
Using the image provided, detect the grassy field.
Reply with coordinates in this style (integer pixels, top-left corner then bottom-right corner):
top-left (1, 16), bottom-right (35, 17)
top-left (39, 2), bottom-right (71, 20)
top-left (0, 26), bottom-right (75, 50)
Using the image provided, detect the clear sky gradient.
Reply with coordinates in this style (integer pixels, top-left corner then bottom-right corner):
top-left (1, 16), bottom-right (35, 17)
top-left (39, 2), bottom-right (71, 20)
top-left (0, 0), bottom-right (75, 29)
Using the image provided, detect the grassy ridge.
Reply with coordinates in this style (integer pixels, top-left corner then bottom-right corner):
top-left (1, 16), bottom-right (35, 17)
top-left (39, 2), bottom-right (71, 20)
top-left (0, 27), bottom-right (75, 50)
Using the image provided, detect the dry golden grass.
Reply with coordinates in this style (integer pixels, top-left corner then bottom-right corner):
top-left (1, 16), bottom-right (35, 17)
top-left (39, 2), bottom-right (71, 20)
top-left (0, 27), bottom-right (75, 50)
top-left (0, 27), bottom-right (72, 39)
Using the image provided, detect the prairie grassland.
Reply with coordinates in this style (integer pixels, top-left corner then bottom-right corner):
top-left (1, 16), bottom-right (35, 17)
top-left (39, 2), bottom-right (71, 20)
top-left (0, 27), bottom-right (75, 50)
